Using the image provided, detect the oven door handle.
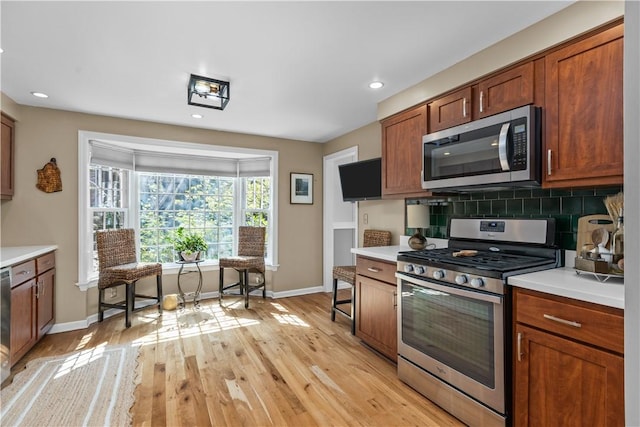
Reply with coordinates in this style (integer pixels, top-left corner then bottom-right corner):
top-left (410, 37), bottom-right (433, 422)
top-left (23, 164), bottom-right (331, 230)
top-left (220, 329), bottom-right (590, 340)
top-left (397, 273), bottom-right (502, 305)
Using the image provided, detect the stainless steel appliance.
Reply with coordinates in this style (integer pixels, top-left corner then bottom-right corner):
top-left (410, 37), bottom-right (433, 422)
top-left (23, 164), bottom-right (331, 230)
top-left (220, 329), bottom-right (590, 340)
top-left (396, 218), bottom-right (561, 427)
top-left (1, 267), bottom-right (11, 383)
top-left (422, 105), bottom-right (541, 191)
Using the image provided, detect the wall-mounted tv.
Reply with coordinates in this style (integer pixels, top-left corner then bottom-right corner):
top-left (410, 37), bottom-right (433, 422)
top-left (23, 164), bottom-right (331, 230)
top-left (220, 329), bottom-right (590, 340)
top-left (338, 157), bottom-right (382, 202)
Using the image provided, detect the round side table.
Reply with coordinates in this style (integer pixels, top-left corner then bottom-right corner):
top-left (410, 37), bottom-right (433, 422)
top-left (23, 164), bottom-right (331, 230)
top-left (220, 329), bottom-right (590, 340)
top-left (176, 259), bottom-right (204, 309)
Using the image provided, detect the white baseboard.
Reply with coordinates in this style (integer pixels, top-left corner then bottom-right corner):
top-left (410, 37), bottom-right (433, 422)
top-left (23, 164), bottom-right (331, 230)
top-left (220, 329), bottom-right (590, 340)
top-left (48, 285), bottom-right (325, 333)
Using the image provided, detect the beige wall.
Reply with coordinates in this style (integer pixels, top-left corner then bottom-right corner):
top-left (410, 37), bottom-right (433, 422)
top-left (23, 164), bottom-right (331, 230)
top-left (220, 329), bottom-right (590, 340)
top-left (323, 120), bottom-right (405, 246)
top-left (0, 101), bottom-right (324, 324)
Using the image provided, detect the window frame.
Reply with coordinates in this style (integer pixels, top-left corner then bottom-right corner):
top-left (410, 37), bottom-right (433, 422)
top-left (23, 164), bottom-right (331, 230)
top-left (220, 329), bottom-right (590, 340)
top-left (77, 131), bottom-right (279, 290)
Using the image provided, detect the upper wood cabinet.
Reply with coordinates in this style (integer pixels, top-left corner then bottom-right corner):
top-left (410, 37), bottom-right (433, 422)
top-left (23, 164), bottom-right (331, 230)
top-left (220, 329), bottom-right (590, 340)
top-left (427, 87), bottom-right (472, 133)
top-left (1, 113), bottom-right (15, 200)
top-left (544, 24), bottom-right (624, 188)
top-left (475, 61), bottom-right (534, 119)
top-left (381, 104), bottom-right (429, 198)
top-left (427, 62), bottom-right (534, 133)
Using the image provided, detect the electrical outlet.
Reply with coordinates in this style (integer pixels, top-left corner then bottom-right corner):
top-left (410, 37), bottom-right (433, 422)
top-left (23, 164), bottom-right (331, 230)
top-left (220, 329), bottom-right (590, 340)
top-left (109, 288), bottom-right (117, 299)
top-left (363, 213), bottom-right (368, 224)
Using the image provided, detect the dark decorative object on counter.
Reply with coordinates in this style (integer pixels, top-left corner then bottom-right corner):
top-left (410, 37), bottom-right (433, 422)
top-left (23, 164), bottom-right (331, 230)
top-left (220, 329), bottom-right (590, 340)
top-left (406, 203), bottom-right (429, 250)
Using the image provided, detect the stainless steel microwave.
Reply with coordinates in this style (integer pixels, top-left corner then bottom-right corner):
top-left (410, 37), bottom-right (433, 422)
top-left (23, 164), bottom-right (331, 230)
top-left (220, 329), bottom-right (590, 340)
top-left (422, 105), bottom-right (541, 191)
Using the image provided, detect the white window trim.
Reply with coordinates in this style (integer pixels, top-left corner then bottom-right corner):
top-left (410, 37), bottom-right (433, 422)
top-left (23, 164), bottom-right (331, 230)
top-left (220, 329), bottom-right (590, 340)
top-left (77, 130), bottom-right (279, 290)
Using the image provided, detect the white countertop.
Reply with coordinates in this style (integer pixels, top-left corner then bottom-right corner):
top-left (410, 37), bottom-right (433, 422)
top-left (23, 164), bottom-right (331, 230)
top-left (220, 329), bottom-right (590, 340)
top-left (1, 245), bottom-right (59, 268)
top-left (351, 241), bottom-right (624, 309)
top-left (508, 267), bottom-right (624, 309)
top-left (351, 237), bottom-right (448, 262)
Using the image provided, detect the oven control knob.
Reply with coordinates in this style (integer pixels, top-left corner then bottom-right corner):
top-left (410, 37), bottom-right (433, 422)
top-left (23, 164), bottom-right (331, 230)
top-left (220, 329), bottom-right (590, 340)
top-left (470, 277), bottom-right (485, 288)
top-left (404, 264), bottom-right (414, 273)
top-left (415, 266), bottom-right (425, 275)
top-left (432, 270), bottom-right (446, 280)
top-left (455, 275), bottom-right (468, 285)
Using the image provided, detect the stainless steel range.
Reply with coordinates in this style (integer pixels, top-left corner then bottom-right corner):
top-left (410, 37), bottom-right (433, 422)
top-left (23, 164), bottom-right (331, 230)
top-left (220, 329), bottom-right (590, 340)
top-left (396, 218), bottom-right (561, 427)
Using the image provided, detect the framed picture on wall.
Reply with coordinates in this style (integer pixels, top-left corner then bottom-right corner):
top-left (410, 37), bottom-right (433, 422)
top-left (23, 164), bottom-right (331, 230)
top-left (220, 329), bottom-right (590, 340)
top-left (290, 173), bottom-right (313, 204)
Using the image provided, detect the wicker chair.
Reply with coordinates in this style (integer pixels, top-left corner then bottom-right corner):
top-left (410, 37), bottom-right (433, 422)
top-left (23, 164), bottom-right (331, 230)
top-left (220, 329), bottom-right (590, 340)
top-left (219, 226), bottom-right (266, 309)
top-left (332, 229), bottom-right (392, 334)
top-left (96, 229), bottom-right (163, 328)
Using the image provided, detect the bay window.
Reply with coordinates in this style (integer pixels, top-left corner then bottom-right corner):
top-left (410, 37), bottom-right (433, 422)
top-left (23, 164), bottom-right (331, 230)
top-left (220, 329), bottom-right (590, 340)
top-left (78, 131), bottom-right (278, 289)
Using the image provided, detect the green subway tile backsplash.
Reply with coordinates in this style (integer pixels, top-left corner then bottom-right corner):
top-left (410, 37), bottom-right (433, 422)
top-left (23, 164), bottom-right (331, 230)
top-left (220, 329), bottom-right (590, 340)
top-left (407, 186), bottom-right (623, 250)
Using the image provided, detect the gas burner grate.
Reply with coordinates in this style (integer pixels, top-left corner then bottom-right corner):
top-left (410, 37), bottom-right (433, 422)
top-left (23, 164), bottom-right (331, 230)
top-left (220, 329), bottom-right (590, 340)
top-left (400, 248), bottom-right (551, 273)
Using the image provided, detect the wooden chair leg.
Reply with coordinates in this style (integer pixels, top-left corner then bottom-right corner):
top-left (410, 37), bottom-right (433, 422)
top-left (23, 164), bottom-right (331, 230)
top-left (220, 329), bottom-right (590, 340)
top-left (98, 288), bottom-right (105, 322)
top-left (243, 269), bottom-right (249, 309)
top-left (156, 274), bottom-right (163, 314)
top-left (219, 267), bottom-right (224, 302)
top-left (125, 283), bottom-right (134, 328)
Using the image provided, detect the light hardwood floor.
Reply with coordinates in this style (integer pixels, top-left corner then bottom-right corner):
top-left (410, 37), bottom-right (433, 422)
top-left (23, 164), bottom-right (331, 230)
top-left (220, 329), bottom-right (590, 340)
top-left (5, 292), bottom-right (464, 426)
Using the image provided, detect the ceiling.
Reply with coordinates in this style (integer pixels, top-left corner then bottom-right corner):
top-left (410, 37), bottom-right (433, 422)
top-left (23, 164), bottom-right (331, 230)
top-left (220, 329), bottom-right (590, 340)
top-left (1, 1), bottom-right (574, 143)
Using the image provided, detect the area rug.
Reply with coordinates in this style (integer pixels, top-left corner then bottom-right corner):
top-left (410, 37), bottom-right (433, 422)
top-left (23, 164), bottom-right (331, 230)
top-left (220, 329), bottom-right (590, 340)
top-left (0, 344), bottom-right (141, 427)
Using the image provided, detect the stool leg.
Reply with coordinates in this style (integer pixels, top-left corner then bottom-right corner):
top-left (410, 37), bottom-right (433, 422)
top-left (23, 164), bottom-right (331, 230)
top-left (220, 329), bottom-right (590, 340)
top-left (350, 283), bottom-right (356, 335)
top-left (331, 278), bottom-right (338, 321)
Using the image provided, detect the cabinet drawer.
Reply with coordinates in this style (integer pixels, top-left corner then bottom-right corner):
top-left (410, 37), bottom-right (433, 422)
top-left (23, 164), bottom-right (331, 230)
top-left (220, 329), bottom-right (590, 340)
top-left (11, 260), bottom-right (36, 287)
top-left (356, 256), bottom-right (396, 284)
top-left (515, 289), bottom-right (623, 354)
top-left (37, 252), bottom-right (55, 274)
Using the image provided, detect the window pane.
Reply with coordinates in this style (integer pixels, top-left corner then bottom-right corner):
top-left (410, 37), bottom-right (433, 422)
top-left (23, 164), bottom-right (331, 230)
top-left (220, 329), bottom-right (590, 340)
top-left (139, 173), bottom-right (236, 262)
top-left (243, 177), bottom-right (271, 257)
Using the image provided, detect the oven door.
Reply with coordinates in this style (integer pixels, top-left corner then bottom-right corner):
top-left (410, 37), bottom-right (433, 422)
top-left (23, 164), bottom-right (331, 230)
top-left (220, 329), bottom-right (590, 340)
top-left (397, 273), bottom-right (505, 414)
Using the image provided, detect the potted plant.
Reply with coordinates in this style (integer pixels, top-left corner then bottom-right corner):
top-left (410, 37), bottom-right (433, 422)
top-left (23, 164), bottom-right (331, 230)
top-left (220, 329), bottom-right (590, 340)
top-left (172, 227), bottom-right (207, 262)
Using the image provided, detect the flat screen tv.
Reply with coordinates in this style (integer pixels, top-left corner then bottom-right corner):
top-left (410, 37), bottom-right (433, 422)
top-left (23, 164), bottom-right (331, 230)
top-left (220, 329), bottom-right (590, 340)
top-left (338, 157), bottom-right (382, 202)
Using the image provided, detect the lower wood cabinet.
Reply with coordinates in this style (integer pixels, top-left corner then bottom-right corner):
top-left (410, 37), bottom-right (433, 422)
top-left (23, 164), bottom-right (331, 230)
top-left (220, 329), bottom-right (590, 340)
top-left (355, 256), bottom-right (397, 362)
top-left (10, 251), bottom-right (55, 365)
top-left (513, 288), bottom-right (624, 426)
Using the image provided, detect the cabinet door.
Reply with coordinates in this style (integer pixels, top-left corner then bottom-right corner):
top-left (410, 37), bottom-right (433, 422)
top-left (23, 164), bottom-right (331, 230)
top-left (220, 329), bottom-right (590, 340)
top-left (514, 324), bottom-right (624, 427)
top-left (477, 62), bottom-right (534, 118)
top-left (544, 24), bottom-right (623, 188)
top-left (1, 114), bottom-right (15, 200)
top-left (428, 87), bottom-right (472, 133)
top-left (381, 104), bottom-right (428, 198)
top-left (355, 274), bottom-right (397, 361)
top-left (36, 268), bottom-right (55, 339)
top-left (10, 279), bottom-right (36, 365)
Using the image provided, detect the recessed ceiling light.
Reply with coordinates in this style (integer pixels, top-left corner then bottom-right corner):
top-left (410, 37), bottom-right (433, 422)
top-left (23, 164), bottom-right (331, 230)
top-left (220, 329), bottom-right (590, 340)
top-left (191, 113), bottom-right (203, 119)
top-left (31, 91), bottom-right (49, 98)
top-left (0, 48), bottom-right (4, 54)
top-left (369, 81), bottom-right (384, 89)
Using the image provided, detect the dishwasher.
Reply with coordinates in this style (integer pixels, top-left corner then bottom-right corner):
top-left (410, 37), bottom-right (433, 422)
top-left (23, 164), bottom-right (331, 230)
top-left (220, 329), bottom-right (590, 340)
top-left (1, 267), bottom-right (10, 383)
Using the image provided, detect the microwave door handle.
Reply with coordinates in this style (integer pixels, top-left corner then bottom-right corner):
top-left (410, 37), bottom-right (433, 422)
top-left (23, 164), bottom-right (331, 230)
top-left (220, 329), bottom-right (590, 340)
top-left (498, 123), bottom-right (510, 171)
